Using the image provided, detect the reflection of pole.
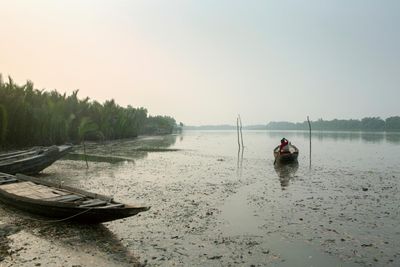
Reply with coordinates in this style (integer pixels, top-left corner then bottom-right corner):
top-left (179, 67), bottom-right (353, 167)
top-left (307, 116), bottom-right (312, 168)
top-left (236, 145), bottom-right (244, 178)
top-left (237, 117), bottom-right (240, 149)
top-left (240, 147), bottom-right (244, 176)
top-left (237, 147), bottom-right (240, 176)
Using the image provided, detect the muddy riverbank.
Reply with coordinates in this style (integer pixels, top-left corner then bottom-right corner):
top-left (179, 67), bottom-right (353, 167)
top-left (1, 132), bottom-right (399, 266)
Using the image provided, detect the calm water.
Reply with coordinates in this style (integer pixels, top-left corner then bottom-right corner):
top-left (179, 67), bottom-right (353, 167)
top-left (1, 130), bottom-right (399, 266)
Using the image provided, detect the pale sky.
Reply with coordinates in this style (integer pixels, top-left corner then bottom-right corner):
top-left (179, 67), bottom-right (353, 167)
top-left (1, 0), bottom-right (399, 125)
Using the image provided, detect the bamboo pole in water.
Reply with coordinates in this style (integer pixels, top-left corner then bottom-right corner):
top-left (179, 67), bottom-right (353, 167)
top-left (307, 116), bottom-right (312, 167)
top-left (83, 140), bottom-right (89, 169)
top-left (238, 114), bottom-right (244, 148)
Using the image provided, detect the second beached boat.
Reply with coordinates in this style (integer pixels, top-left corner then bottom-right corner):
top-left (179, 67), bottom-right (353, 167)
top-left (0, 145), bottom-right (73, 175)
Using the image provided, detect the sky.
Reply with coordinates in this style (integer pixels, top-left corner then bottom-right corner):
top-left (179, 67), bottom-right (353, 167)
top-left (1, 0), bottom-right (399, 125)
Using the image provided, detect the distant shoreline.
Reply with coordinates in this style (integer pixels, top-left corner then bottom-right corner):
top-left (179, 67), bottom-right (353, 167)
top-left (184, 117), bottom-right (400, 132)
top-left (183, 127), bottom-right (400, 133)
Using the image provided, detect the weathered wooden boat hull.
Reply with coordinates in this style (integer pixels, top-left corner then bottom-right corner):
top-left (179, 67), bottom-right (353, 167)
top-left (0, 173), bottom-right (149, 224)
top-left (0, 145), bottom-right (73, 175)
top-left (0, 193), bottom-right (147, 223)
top-left (273, 145), bottom-right (299, 163)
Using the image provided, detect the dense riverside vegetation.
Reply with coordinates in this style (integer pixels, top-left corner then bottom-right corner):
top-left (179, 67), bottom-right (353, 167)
top-left (266, 117), bottom-right (400, 131)
top-left (0, 75), bottom-right (177, 148)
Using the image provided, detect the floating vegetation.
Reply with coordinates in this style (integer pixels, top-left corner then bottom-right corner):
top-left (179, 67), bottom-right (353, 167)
top-left (64, 153), bottom-right (133, 164)
top-left (132, 147), bottom-right (180, 152)
top-left (71, 136), bottom-right (180, 159)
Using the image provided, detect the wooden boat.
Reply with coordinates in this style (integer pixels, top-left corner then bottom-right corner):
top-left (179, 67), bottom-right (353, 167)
top-left (0, 172), bottom-right (150, 223)
top-left (273, 144), bottom-right (299, 164)
top-left (0, 145), bottom-right (73, 175)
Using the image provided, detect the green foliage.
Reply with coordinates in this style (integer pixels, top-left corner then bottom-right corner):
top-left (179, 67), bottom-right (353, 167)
top-left (0, 74), bottom-right (177, 147)
top-left (0, 104), bottom-right (8, 146)
top-left (385, 116), bottom-right (400, 131)
top-left (360, 117), bottom-right (385, 131)
top-left (143, 115), bottom-right (177, 135)
top-left (78, 117), bottom-right (99, 141)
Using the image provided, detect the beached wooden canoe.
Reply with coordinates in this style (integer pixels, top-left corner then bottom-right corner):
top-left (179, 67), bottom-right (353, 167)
top-left (0, 145), bottom-right (73, 175)
top-left (273, 144), bottom-right (299, 164)
top-left (0, 172), bottom-right (149, 223)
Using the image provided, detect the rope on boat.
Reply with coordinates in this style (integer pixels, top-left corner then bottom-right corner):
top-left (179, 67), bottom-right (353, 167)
top-left (7, 207), bottom-right (94, 223)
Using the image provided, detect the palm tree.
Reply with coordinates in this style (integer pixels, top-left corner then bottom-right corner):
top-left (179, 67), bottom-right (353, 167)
top-left (0, 105), bottom-right (8, 147)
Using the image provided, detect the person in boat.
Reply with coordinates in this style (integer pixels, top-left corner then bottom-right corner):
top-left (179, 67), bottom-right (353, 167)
top-left (279, 138), bottom-right (290, 153)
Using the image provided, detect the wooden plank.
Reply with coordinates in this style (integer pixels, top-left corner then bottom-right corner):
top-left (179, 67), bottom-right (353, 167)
top-left (43, 194), bottom-right (84, 202)
top-left (8, 190), bottom-right (61, 199)
top-left (23, 194), bottom-right (43, 199)
top-left (81, 199), bottom-right (98, 204)
top-left (0, 174), bottom-right (15, 178)
top-left (50, 188), bottom-right (73, 196)
top-left (0, 181), bottom-right (35, 190)
top-left (79, 199), bottom-right (107, 207)
top-left (15, 174), bottom-right (113, 202)
top-left (0, 181), bottom-right (71, 199)
top-left (0, 178), bottom-right (18, 185)
top-left (99, 203), bottom-right (124, 208)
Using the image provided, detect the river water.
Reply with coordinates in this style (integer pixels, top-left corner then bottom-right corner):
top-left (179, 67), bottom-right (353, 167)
top-left (1, 130), bottom-right (399, 266)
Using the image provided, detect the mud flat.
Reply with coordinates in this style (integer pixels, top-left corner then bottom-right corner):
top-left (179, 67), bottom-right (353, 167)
top-left (1, 132), bottom-right (399, 266)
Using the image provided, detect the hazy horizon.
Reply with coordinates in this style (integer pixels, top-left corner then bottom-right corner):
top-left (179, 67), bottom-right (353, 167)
top-left (1, 1), bottom-right (399, 125)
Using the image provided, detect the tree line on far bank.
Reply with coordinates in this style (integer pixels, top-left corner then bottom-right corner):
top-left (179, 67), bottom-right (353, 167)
top-left (266, 117), bottom-right (400, 131)
top-left (0, 75), bottom-right (178, 148)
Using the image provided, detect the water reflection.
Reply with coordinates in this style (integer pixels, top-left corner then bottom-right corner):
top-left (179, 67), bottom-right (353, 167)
top-left (265, 131), bottom-right (400, 144)
top-left (274, 162), bottom-right (299, 189)
top-left (360, 132), bottom-right (385, 143)
top-left (66, 135), bottom-right (179, 163)
top-left (236, 148), bottom-right (244, 177)
top-left (385, 133), bottom-right (400, 144)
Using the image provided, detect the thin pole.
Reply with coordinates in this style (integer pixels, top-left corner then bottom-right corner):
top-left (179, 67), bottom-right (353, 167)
top-left (83, 140), bottom-right (89, 169)
top-left (238, 114), bottom-right (244, 148)
top-left (307, 116), bottom-right (311, 168)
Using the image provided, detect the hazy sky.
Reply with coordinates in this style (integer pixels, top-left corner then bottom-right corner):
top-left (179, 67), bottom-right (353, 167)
top-left (1, 1), bottom-right (399, 125)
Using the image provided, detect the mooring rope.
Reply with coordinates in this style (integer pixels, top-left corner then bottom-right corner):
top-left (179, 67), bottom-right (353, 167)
top-left (5, 207), bottom-right (94, 223)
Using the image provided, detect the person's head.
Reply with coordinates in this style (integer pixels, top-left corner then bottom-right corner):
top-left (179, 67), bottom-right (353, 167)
top-left (281, 138), bottom-right (286, 143)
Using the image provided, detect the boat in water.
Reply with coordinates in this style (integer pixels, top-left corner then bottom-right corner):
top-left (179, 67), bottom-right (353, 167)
top-left (0, 145), bottom-right (73, 175)
top-left (273, 144), bottom-right (299, 164)
top-left (0, 172), bottom-right (149, 223)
